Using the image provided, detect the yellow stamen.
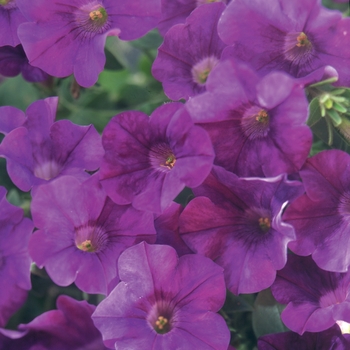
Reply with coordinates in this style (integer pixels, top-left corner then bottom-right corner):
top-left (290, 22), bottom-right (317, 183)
top-left (155, 316), bottom-right (168, 331)
top-left (77, 239), bottom-right (94, 252)
top-left (89, 10), bottom-right (103, 20)
top-left (161, 155), bottom-right (176, 170)
top-left (255, 110), bottom-right (269, 123)
top-left (296, 32), bottom-right (309, 47)
top-left (258, 217), bottom-right (271, 232)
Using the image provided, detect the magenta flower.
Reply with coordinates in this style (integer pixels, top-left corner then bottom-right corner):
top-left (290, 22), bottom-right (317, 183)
top-left (0, 45), bottom-right (49, 82)
top-left (0, 97), bottom-right (103, 192)
top-left (99, 103), bottom-right (214, 213)
top-left (186, 59), bottom-right (312, 177)
top-left (284, 149), bottom-right (350, 272)
top-left (271, 254), bottom-right (350, 335)
top-left (0, 186), bottom-right (33, 327)
top-left (29, 175), bottom-right (156, 295)
top-left (0, 295), bottom-right (108, 349)
top-left (17, 0), bottom-right (161, 87)
top-left (152, 2), bottom-right (227, 100)
top-left (92, 242), bottom-right (230, 350)
top-left (179, 166), bottom-right (304, 294)
top-left (258, 324), bottom-right (350, 350)
top-left (218, 0), bottom-right (350, 86)
top-left (0, 0), bottom-right (26, 47)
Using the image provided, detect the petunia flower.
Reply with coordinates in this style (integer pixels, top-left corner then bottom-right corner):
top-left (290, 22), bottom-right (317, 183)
top-left (92, 241), bottom-right (230, 350)
top-left (99, 102), bottom-right (214, 214)
top-left (29, 174), bottom-right (156, 295)
top-left (179, 165), bottom-right (304, 294)
top-left (186, 59), bottom-right (312, 177)
top-left (271, 254), bottom-right (350, 335)
top-left (0, 97), bottom-right (104, 192)
top-left (0, 0), bottom-right (26, 47)
top-left (217, 0), bottom-right (350, 86)
top-left (0, 45), bottom-right (49, 82)
top-left (0, 186), bottom-right (33, 327)
top-left (17, 0), bottom-right (162, 87)
top-left (258, 324), bottom-right (350, 350)
top-left (157, 0), bottom-right (227, 36)
top-left (152, 2), bottom-right (227, 100)
top-left (284, 149), bottom-right (350, 272)
top-left (0, 295), bottom-right (108, 349)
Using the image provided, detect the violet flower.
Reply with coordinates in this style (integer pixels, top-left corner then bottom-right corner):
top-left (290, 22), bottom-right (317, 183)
top-left (0, 97), bottom-right (104, 192)
top-left (271, 254), bottom-right (350, 335)
top-left (0, 186), bottom-right (33, 327)
top-left (0, 0), bottom-right (26, 47)
top-left (17, 0), bottom-right (161, 87)
top-left (29, 174), bottom-right (156, 295)
top-left (186, 59), bottom-right (312, 177)
top-left (158, 0), bottom-right (227, 36)
top-left (0, 295), bottom-right (108, 349)
top-left (218, 0), bottom-right (350, 86)
top-left (258, 324), bottom-right (350, 350)
top-left (0, 45), bottom-right (49, 82)
top-left (99, 102), bottom-right (214, 214)
top-left (179, 165), bottom-right (304, 294)
top-left (92, 241), bottom-right (230, 350)
top-left (284, 149), bottom-right (350, 272)
top-left (152, 2), bottom-right (227, 100)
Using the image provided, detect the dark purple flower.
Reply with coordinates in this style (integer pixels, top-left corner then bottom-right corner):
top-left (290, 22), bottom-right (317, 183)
top-left (0, 97), bottom-right (104, 192)
top-left (154, 202), bottom-right (193, 256)
top-left (92, 241), bottom-right (230, 350)
top-left (99, 103), bottom-right (214, 213)
top-left (0, 45), bottom-right (49, 82)
top-left (0, 186), bottom-right (33, 327)
top-left (152, 2), bottom-right (227, 100)
top-left (0, 0), bottom-right (26, 47)
top-left (186, 59), bottom-right (312, 177)
top-left (29, 174), bottom-right (156, 295)
top-left (218, 0), bottom-right (350, 86)
top-left (284, 149), bottom-right (350, 272)
top-left (271, 254), bottom-right (350, 335)
top-left (17, 0), bottom-right (161, 87)
top-left (258, 324), bottom-right (350, 350)
top-left (157, 0), bottom-right (227, 36)
top-left (0, 295), bottom-right (108, 349)
top-left (179, 166), bottom-right (304, 294)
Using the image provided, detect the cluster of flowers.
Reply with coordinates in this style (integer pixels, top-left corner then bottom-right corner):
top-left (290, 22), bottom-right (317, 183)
top-left (0, 0), bottom-right (350, 349)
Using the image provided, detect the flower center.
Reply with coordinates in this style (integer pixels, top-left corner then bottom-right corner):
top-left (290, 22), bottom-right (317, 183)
top-left (75, 3), bottom-right (110, 34)
top-left (75, 225), bottom-right (108, 253)
top-left (258, 217), bottom-right (271, 233)
top-left (149, 143), bottom-right (176, 172)
top-left (34, 160), bottom-right (61, 181)
top-left (191, 56), bottom-right (220, 85)
top-left (77, 239), bottom-right (94, 252)
top-left (296, 32), bottom-right (310, 47)
top-left (283, 31), bottom-right (314, 66)
top-left (241, 107), bottom-right (270, 140)
top-left (154, 316), bottom-right (170, 334)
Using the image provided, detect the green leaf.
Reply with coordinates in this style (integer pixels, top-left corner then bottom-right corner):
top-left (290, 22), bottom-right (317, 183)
top-left (327, 108), bottom-right (342, 126)
top-left (307, 98), bottom-right (322, 127)
top-left (252, 288), bottom-right (288, 339)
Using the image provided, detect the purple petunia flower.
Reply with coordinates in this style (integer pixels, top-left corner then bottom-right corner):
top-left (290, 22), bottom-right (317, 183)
top-left (17, 0), bottom-right (162, 87)
top-left (258, 324), bottom-right (350, 350)
top-left (0, 295), bottom-right (108, 349)
top-left (152, 2), bottom-right (227, 100)
top-left (0, 45), bottom-right (49, 82)
top-left (0, 0), bottom-right (26, 47)
top-left (0, 186), bottom-right (33, 327)
top-left (154, 202), bottom-right (193, 256)
top-left (186, 59), bottom-right (312, 177)
top-left (284, 149), bottom-right (350, 273)
top-left (271, 254), bottom-right (350, 335)
top-left (218, 0), bottom-right (350, 86)
top-left (157, 0), bottom-right (227, 36)
top-left (99, 102), bottom-right (214, 214)
top-left (29, 174), bottom-right (156, 295)
top-left (179, 165), bottom-right (304, 294)
top-left (92, 241), bottom-right (230, 350)
top-left (0, 97), bottom-right (104, 192)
